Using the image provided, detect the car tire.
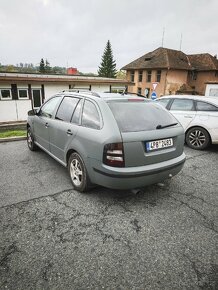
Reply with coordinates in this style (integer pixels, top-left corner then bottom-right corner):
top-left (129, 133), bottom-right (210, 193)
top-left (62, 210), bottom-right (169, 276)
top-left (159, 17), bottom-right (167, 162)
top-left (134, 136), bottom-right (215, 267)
top-left (68, 152), bottom-right (91, 192)
top-left (27, 127), bottom-right (38, 151)
top-left (186, 127), bottom-right (210, 150)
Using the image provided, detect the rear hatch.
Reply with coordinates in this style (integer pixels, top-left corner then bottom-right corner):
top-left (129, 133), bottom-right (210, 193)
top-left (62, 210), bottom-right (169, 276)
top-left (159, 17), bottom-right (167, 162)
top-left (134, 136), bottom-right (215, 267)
top-left (108, 100), bottom-right (184, 167)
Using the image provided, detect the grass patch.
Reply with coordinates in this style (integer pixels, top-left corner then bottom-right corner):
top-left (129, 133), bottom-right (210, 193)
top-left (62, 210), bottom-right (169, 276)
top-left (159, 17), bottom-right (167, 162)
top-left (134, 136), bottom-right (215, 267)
top-left (0, 130), bottom-right (26, 138)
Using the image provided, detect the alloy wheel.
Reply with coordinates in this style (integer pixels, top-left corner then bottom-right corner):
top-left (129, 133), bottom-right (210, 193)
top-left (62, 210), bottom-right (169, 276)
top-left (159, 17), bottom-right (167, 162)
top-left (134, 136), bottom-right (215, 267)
top-left (27, 130), bottom-right (33, 148)
top-left (70, 158), bottom-right (83, 186)
top-left (188, 129), bottom-right (206, 148)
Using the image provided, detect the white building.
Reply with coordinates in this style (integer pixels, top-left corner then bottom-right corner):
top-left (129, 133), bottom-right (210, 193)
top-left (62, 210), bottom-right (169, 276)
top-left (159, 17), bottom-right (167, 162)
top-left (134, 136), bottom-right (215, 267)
top-left (0, 72), bottom-right (131, 123)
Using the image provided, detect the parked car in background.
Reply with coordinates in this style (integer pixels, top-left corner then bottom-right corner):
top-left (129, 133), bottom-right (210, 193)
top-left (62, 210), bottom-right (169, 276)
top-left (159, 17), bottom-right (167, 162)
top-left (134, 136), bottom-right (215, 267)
top-left (157, 95), bottom-right (218, 150)
top-left (27, 91), bottom-right (185, 192)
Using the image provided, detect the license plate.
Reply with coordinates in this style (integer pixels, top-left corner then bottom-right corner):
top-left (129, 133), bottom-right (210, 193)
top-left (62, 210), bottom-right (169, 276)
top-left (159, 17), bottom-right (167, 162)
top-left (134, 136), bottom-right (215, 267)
top-left (146, 138), bottom-right (173, 151)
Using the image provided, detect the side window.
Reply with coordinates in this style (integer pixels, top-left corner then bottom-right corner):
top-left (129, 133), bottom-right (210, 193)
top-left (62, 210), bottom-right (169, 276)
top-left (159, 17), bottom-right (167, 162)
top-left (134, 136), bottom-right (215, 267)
top-left (147, 70), bottom-right (152, 82)
top-left (40, 96), bottom-right (62, 118)
top-left (56, 97), bottom-right (79, 122)
top-left (82, 100), bottom-right (101, 129)
top-left (0, 89), bottom-right (12, 100)
top-left (170, 99), bottom-right (194, 111)
top-left (130, 71), bottom-right (135, 82)
top-left (156, 70), bottom-right (161, 82)
top-left (196, 101), bottom-right (218, 111)
top-left (71, 100), bottom-right (82, 124)
top-left (157, 98), bottom-right (170, 108)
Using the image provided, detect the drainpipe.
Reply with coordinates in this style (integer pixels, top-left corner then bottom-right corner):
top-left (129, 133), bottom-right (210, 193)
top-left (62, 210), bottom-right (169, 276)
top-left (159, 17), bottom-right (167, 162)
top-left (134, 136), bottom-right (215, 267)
top-left (164, 67), bottom-right (169, 95)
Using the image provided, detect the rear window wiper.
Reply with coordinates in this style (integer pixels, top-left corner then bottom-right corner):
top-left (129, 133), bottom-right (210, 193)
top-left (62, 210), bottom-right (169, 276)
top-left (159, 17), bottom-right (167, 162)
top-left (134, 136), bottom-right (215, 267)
top-left (156, 122), bottom-right (178, 129)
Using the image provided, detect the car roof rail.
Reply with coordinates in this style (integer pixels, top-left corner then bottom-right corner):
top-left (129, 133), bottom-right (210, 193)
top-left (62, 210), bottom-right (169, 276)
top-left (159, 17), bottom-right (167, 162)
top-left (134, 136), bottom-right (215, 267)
top-left (61, 89), bottom-right (100, 97)
top-left (120, 90), bottom-right (147, 99)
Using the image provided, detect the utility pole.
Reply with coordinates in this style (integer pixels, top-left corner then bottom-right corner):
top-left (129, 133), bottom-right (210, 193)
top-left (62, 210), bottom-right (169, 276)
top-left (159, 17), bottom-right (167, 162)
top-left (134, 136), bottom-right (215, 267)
top-left (161, 27), bottom-right (165, 47)
top-left (179, 33), bottom-right (183, 51)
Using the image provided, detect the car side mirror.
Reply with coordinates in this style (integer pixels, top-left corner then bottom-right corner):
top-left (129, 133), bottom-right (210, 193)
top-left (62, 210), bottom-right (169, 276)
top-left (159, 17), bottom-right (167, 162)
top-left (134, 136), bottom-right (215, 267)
top-left (34, 108), bottom-right (40, 115)
top-left (28, 109), bottom-right (39, 116)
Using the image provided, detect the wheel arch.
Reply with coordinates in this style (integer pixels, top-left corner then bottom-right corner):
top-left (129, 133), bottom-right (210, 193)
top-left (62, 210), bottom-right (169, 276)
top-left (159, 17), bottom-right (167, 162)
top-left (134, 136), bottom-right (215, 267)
top-left (66, 149), bottom-right (77, 165)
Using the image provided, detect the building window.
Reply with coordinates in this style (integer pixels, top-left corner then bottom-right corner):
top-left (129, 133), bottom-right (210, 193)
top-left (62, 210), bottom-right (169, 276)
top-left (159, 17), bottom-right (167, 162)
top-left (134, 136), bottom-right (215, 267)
top-left (138, 71), bottom-right (143, 82)
top-left (137, 87), bottom-right (142, 95)
top-left (191, 70), bottom-right (198, 80)
top-left (0, 89), bottom-right (12, 100)
top-left (215, 71), bottom-right (218, 77)
top-left (18, 89), bottom-right (28, 99)
top-left (209, 88), bottom-right (218, 97)
top-left (147, 70), bottom-right (152, 82)
top-left (156, 70), bottom-right (161, 82)
top-left (130, 71), bottom-right (135, 82)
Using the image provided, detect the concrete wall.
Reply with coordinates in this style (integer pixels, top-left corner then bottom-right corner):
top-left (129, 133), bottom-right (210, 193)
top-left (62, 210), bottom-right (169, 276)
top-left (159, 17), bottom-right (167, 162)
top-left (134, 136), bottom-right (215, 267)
top-left (44, 84), bottom-right (112, 98)
top-left (127, 69), bottom-right (168, 97)
top-left (125, 67), bottom-right (217, 97)
top-left (0, 100), bottom-right (32, 122)
top-left (44, 83), bottom-right (69, 100)
top-left (188, 71), bottom-right (217, 95)
top-left (91, 84), bottom-right (110, 92)
top-left (165, 70), bottom-right (188, 95)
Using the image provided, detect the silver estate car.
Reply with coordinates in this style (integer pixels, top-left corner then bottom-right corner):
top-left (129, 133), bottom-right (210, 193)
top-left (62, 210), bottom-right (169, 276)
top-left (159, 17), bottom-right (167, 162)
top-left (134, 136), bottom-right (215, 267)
top-left (27, 91), bottom-right (186, 192)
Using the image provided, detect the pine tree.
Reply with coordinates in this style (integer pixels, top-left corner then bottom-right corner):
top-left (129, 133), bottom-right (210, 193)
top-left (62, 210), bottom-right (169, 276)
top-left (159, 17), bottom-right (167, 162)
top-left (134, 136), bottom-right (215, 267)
top-left (98, 40), bottom-right (116, 78)
top-left (39, 58), bottom-right (45, 73)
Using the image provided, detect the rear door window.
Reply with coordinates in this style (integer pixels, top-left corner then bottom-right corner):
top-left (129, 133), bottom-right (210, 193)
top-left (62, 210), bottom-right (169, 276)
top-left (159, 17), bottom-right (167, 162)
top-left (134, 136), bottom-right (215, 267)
top-left (108, 101), bottom-right (177, 132)
top-left (81, 100), bottom-right (101, 129)
top-left (56, 97), bottom-right (80, 122)
top-left (196, 101), bottom-right (218, 111)
top-left (170, 99), bottom-right (194, 111)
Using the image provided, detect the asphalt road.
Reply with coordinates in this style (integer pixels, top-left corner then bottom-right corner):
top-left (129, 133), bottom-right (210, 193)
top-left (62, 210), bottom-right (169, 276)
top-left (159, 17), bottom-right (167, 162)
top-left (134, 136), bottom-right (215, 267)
top-left (0, 141), bottom-right (218, 289)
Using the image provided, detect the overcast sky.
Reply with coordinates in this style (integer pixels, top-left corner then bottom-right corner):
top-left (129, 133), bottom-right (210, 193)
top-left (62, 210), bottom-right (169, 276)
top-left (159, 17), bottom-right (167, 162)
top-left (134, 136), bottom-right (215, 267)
top-left (0, 0), bottom-right (218, 73)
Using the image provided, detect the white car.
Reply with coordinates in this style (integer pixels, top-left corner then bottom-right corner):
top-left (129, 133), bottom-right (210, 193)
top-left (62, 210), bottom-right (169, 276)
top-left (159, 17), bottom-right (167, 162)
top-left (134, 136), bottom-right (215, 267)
top-left (157, 95), bottom-right (218, 150)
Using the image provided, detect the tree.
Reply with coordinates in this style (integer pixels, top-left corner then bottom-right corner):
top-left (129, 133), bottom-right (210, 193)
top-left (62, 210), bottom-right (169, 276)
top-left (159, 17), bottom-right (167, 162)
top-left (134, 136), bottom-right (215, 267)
top-left (39, 58), bottom-right (45, 73)
top-left (98, 40), bottom-right (116, 78)
top-left (45, 59), bottom-right (51, 73)
top-left (116, 70), bottom-right (126, 80)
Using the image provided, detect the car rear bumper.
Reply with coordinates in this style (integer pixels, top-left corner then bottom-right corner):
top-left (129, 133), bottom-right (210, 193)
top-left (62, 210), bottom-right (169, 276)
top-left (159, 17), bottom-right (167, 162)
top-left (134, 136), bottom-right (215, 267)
top-left (90, 152), bottom-right (186, 190)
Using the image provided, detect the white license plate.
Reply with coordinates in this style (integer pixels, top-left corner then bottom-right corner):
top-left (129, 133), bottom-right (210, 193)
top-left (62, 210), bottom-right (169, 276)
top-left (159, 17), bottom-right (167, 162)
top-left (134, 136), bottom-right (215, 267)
top-left (146, 138), bottom-right (173, 151)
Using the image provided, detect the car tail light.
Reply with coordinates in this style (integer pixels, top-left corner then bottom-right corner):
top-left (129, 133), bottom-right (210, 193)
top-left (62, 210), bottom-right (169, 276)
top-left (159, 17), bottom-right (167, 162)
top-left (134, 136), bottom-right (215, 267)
top-left (103, 142), bottom-right (125, 167)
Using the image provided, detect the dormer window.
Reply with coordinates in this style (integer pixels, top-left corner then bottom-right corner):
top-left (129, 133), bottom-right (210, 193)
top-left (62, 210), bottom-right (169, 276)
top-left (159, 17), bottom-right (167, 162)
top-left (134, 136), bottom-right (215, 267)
top-left (144, 57), bottom-right (152, 61)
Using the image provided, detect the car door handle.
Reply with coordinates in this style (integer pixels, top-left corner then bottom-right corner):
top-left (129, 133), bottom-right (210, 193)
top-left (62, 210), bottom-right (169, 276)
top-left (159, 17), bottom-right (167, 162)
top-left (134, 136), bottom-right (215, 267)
top-left (67, 129), bottom-right (73, 136)
top-left (45, 122), bottom-right (49, 128)
top-left (184, 116), bottom-right (193, 118)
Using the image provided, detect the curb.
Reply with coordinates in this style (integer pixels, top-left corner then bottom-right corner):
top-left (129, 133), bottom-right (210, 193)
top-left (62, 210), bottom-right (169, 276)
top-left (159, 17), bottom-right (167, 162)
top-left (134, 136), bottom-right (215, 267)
top-left (0, 136), bottom-right (27, 143)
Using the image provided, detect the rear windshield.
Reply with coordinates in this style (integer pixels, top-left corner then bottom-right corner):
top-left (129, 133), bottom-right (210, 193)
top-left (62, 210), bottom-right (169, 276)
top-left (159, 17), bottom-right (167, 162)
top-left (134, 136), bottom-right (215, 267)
top-left (108, 102), bottom-right (177, 132)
